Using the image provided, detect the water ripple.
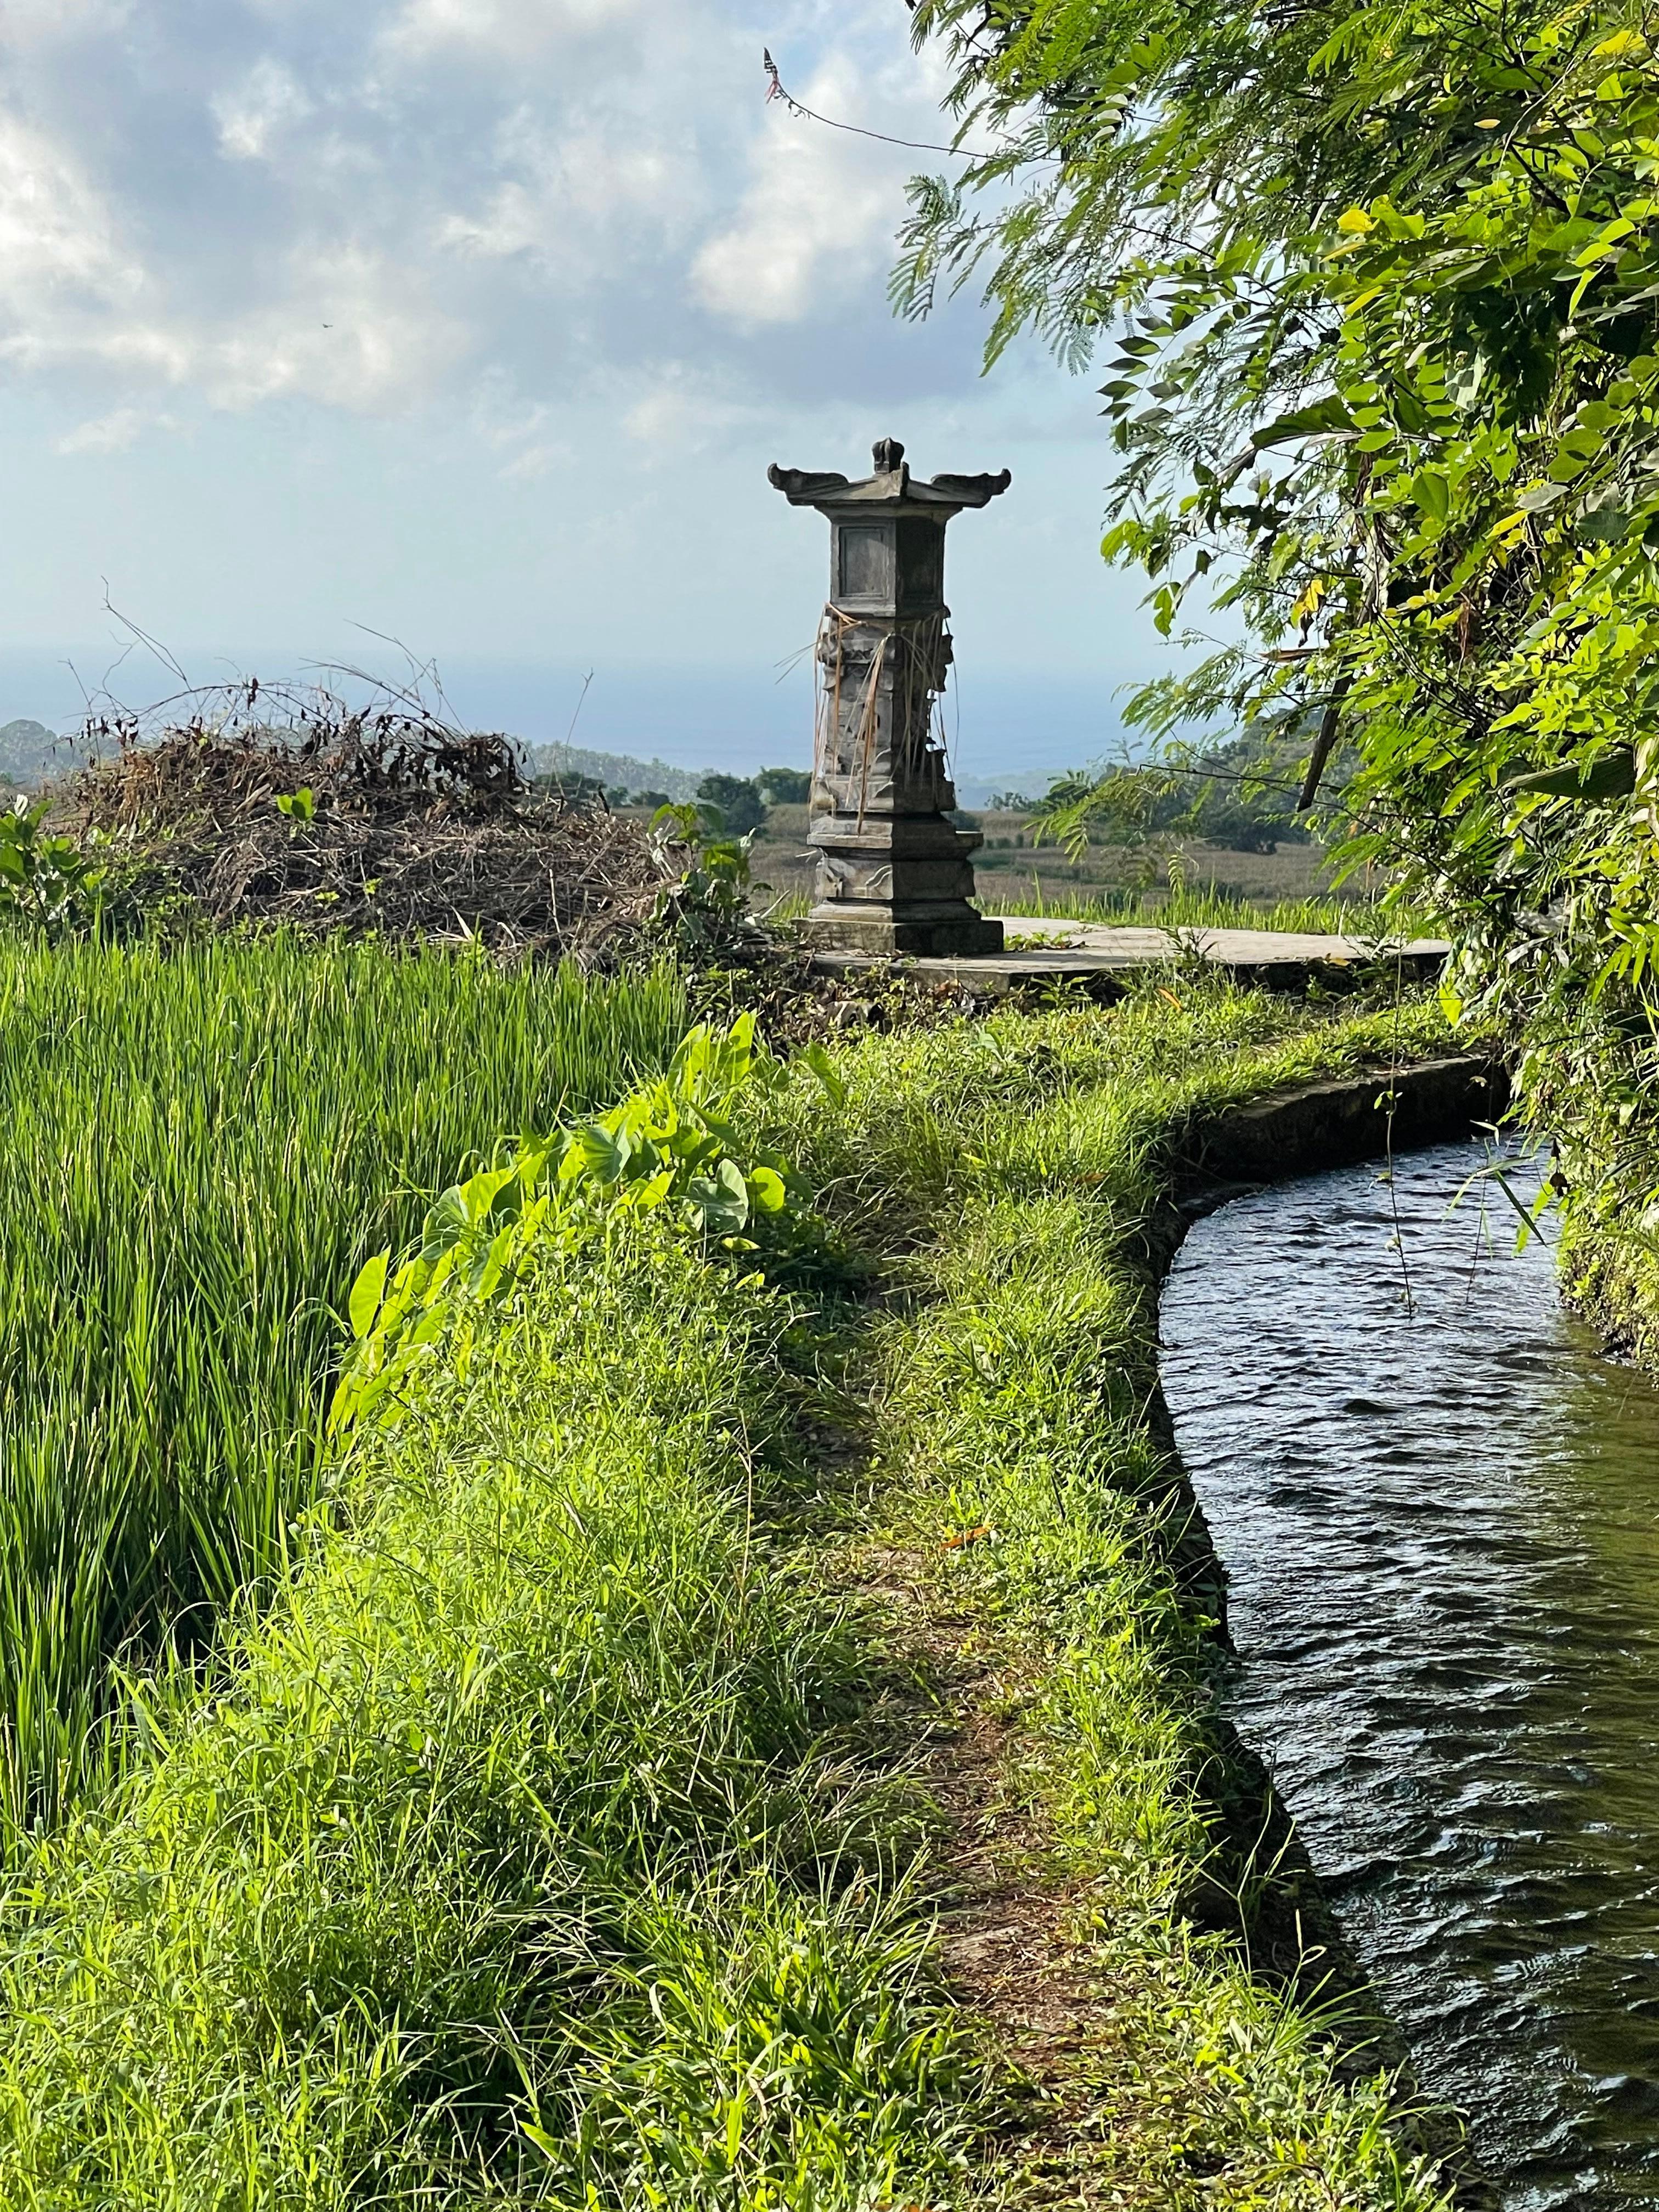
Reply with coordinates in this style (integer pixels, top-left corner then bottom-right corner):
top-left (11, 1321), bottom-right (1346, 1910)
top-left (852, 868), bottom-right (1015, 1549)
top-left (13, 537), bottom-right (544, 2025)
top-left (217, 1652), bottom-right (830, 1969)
top-left (1160, 1141), bottom-right (1659, 2210)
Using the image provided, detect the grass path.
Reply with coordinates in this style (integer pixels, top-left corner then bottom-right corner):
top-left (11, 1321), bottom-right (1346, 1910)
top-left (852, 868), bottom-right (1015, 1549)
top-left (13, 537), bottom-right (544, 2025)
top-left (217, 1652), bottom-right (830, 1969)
top-left (0, 979), bottom-right (1471, 2205)
top-left (774, 986), bottom-right (1469, 2208)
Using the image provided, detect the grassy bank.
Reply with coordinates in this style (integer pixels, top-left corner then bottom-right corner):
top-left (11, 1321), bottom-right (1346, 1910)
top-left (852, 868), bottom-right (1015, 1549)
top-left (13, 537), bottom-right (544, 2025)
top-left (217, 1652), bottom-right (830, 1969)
top-left (776, 986), bottom-right (1462, 2204)
top-left (0, 981), bottom-right (1462, 2205)
top-left (0, 936), bottom-right (685, 1836)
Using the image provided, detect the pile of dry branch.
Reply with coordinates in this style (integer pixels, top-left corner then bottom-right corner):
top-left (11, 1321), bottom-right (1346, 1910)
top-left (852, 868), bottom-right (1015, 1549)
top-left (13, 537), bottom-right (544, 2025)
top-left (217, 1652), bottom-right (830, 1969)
top-left (68, 687), bottom-right (662, 959)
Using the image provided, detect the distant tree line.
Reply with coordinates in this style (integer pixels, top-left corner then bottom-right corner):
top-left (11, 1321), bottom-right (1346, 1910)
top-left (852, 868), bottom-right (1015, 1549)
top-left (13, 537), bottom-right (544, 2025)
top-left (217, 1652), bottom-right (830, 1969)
top-left (1011, 732), bottom-right (1326, 855)
top-left (0, 720), bottom-right (69, 791)
top-left (531, 761), bottom-right (813, 834)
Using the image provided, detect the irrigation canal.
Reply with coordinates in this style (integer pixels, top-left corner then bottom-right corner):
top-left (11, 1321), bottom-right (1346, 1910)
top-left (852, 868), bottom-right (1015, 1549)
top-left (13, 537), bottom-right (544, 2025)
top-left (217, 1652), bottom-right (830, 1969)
top-left (1160, 1141), bottom-right (1659, 2209)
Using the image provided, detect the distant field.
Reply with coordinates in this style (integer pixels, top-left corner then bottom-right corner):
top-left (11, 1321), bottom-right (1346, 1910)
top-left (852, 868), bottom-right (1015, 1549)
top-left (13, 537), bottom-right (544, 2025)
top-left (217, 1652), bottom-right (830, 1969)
top-left (0, 938), bottom-right (685, 1839)
top-left (751, 803), bottom-right (1398, 919)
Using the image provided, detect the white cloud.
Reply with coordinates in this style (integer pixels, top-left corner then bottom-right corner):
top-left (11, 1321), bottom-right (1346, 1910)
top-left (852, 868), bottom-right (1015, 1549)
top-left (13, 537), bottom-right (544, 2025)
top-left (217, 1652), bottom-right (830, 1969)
top-left (691, 58), bottom-right (910, 328)
top-left (54, 405), bottom-right (164, 454)
top-left (497, 439), bottom-right (566, 480)
top-left (469, 371), bottom-right (572, 477)
top-left (212, 58), bottom-right (316, 162)
top-left (436, 109), bottom-right (687, 276)
top-left (381, 0), bottom-right (639, 61)
top-left (0, 202), bottom-right (459, 414)
top-left (0, 114), bottom-right (140, 307)
top-left (0, 0), bottom-right (984, 441)
top-left (622, 364), bottom-right (745, 450)
top-left (0, 0), bottom-right (133, 50)
top-left (199, 275), bottom-right (462, 412)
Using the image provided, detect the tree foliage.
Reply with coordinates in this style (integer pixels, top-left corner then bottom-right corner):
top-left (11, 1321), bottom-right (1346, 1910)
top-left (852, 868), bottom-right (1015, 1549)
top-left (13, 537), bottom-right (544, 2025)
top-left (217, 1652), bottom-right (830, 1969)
top-left (696, 773), bottom-right (768, 838)
top-left (904, 0), bottom-right (1659, 1215)
top-left (1029, 731), bottom-right (1319, 856)
top-left (756, 765), bottom-right (812, 806)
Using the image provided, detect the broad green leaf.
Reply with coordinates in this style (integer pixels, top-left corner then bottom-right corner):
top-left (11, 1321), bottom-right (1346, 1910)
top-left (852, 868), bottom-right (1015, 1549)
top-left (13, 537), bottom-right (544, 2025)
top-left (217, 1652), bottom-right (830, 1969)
top-left (747, 1166), bottom-right (787, 1213)
top-left (1247, 394), bottom-right (1359, 452)
top-left (1504, 750), bottom-right (1637, 800)
top-left (1575, 505), bottom-right (1632, 541)
top-left (686, 1158), bottom-right (750, 1235)
top-left (347, 1250), bottom-right (390, 1340)
top-left (420, 1187), bottom-right (469, 1262)
top-left (562, 1124), bottom-right (628, 1183)
top-left (630, 1167), bottom-right (675, 1211)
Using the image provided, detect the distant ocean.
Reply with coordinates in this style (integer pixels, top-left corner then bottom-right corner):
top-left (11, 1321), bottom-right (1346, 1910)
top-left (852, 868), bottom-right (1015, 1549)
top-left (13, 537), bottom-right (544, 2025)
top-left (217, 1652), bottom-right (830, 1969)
top-left (0, 647), bottom-right (1161, 807)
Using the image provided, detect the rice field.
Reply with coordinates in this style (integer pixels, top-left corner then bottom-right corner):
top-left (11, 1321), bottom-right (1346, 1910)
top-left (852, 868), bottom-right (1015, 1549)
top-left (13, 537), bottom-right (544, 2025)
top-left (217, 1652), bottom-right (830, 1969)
top-left (0, 935), bottom-right (686, 1838)
top-left (977, 879), bottom-right (1438, 936)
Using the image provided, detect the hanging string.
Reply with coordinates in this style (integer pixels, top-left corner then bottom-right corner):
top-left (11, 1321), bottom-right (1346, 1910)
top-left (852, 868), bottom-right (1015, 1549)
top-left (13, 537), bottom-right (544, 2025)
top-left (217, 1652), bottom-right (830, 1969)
top-left (762, 49), bottom-right (1018, 162)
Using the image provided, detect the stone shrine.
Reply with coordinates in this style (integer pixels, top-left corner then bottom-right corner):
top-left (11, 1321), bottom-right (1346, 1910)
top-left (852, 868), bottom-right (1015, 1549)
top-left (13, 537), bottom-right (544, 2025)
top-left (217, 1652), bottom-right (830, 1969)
top-left (768, 437), bottom-right (1010, 956)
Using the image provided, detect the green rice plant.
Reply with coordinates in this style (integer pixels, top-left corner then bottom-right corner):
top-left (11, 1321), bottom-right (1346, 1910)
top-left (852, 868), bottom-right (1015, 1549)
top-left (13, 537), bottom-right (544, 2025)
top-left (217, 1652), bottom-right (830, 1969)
top-left (755, 887), bottom-right (812, 926)
top-left (1155, 883), bottom-right (1438, 938)
top-left (0, 935), bottom-right (686, 1838)
top-left (760, 874), bottom-right (1432, 939)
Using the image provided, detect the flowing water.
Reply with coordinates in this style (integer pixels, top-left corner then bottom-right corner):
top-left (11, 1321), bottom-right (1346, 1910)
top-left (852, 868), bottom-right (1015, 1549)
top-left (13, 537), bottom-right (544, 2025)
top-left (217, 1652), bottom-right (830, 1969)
top-left (1159, 1141), bottom-right (1659, 2209)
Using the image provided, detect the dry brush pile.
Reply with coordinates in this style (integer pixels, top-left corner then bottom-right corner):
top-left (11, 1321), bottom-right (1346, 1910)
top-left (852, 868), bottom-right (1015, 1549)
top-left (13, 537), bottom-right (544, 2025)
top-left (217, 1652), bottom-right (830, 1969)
top-left (69, 686), bottom-right (663, 959)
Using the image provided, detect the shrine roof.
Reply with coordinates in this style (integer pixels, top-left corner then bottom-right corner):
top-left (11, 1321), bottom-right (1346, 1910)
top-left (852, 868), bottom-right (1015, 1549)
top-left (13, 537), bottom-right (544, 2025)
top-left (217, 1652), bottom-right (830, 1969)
top-left (768, 438), bottom-right (1011, 515)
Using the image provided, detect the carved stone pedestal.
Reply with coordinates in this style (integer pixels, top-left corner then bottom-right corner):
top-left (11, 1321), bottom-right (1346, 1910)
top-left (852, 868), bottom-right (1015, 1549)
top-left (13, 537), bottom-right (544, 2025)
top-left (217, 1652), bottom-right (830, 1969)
top-left (768, 437), bottom-right (1011, 959)
top-left (806, 791), bottom-right (1004, 956)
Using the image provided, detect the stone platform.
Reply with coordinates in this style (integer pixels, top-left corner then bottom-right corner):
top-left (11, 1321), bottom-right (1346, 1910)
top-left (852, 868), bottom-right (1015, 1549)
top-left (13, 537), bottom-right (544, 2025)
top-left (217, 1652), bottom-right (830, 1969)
top-left (808, 915), bottom-right (1451, 995)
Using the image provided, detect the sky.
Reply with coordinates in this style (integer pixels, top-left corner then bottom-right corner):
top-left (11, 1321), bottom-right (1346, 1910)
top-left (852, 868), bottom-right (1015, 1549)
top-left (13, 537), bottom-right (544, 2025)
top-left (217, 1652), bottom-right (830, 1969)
top-left (0, 0), bottom-right (1188, 790)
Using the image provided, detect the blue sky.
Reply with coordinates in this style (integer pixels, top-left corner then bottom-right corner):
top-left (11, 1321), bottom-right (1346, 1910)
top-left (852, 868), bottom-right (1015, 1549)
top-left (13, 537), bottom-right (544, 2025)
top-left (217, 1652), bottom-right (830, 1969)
top-left (0, 0), bottom-right (1187, 787)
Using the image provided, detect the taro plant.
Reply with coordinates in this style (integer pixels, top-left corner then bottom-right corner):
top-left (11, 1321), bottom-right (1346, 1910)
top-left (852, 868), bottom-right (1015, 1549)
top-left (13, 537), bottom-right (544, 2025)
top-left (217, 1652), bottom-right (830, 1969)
top-left (0, 799), bottom-right (109, 938)
top-left (332, 1013), bottom-right (817, 1436)
top-left (648, 800), bottom-right (762, 954)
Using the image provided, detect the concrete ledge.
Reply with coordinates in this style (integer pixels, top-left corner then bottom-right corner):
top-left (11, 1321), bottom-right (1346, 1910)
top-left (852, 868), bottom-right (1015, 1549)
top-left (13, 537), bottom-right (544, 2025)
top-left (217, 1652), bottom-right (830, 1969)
top-left (1176, 1053), bottom-right (1510, 1187)
top-left (808, 918), bottom-right (1452, 996)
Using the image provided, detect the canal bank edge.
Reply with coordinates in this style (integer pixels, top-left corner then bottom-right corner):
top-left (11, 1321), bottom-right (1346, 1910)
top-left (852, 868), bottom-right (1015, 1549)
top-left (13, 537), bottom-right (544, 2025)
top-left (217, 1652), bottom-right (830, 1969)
top-left (792, 1003), bottom-right (1502, 2208)
top-left (1146, 1051), bottom-right (1511, 2210)
top-left (1175, 1051), bottom-right (1512, 1192)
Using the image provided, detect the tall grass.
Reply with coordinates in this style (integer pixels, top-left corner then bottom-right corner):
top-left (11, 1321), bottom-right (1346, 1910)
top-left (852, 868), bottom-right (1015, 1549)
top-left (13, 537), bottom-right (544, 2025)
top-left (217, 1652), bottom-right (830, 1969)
top-left (978, 877), bottom-right (1438, 936)
top-left (0, 1180), bottom-right (981, 2209)
top-left (0, 934), bottom-right (685, 1835)
top-left (0, 992), bottom-right (1460, 2207)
